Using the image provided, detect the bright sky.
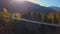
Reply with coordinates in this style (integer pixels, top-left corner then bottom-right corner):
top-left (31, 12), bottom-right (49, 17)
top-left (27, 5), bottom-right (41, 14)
top-left (0, 0), bottom-right (60, 8)
top-left (28, 0), bottom-right (60, 7)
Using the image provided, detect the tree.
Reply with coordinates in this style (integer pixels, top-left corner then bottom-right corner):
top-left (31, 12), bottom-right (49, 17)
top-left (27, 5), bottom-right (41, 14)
top-left (2, 8), bottom-right (9, 23)
top-left (31, 11), bottom-right (39, 21)
top-left (1, 8), bottom-right (11, 34)
top-left (40, 13), bottom-right (47, 22)
top-left (47, 12), bottom-right (55, 23)
top-left (55, 12), bottom-right (60, 24)
top-left (22, 11), bottom-right (33, 20)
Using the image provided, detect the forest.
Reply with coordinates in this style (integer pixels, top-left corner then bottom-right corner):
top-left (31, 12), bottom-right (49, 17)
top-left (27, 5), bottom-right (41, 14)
top-left (0, 8), bottom-right (60, 34)
top-left (0, 8), bottom-right (60, 24)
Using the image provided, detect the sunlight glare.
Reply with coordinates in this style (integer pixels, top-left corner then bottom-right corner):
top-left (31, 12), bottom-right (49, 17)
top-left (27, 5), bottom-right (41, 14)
top-left (13, 0), bottom-right (27, 2)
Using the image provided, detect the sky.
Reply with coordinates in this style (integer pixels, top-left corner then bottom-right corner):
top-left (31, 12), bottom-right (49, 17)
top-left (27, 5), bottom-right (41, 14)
top-left (0, 0), bottom-right (60, 7)
top-left (28, 0), bottom-right (60, 7)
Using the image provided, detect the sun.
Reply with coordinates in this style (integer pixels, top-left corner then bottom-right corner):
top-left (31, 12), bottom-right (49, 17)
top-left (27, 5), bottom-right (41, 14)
top-left (13, 0), bottom-right (33, 2)
top-left (12, 0), bottom-right (30, 1)
top-left (8, 0), bottom-right (33, 5)
top-left (27, 0), bottom-right (33, 2)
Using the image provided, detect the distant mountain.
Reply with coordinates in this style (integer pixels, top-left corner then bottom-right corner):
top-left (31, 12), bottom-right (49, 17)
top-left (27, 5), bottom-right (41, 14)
top-left (0, 1), bottom-right (56, 14)
top-left (50, 6), bottom-right (60, 11)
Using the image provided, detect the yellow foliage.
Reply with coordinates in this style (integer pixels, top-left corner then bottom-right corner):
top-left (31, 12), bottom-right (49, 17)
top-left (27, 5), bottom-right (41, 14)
top-left (47, 12), bottom-right (55, 23)
top-left (15, 13), bottom-right (22, 18)
top-left (47, 12), bottom-right (60, 24)
top-left (12, 13), bottom-right (22, 20)
top-left (2, 8), bottom-right (8, 14)
top-left (55, 12), bottom-right (60, 24)
top-left (2, 8), bottom-right (9, 23)
top-left (48, 12), bottom-right (54, 19)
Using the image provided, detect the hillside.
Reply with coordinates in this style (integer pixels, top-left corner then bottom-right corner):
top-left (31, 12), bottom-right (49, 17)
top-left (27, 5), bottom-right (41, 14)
top-left (5, 1), bottom-right (56, 14)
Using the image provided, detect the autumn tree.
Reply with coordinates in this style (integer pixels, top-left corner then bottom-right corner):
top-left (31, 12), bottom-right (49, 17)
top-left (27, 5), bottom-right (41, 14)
top-left (55, 12), bottom-right (60, 24)
top-left (12, 13), bottom-right (22, 22)
top-left (0, 12), bottom-right (2, 20)
top-left (47, 12), bottom-right (55, 24)
top-left (1, 8), bottom-right (10, 23)
top-left (0, 8), bottom-right (10, 29)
